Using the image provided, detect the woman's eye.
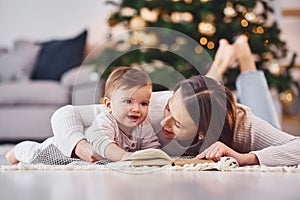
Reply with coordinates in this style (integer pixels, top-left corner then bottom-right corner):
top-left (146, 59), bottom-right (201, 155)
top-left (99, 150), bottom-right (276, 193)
top-left (174, 122), bottom-right (181, 128)
top-left (166, 104), bottom-right (170, 112)
top-left (124, 100), bottom-right (131, 104)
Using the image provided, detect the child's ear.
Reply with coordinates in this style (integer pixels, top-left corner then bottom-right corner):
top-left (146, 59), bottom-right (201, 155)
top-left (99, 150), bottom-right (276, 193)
top-left (104, 97), bottom-right (112, 113)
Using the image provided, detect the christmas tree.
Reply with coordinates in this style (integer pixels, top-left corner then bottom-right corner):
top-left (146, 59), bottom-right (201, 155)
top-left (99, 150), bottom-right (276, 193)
top-left (88, 0), bottom-right (298, 103)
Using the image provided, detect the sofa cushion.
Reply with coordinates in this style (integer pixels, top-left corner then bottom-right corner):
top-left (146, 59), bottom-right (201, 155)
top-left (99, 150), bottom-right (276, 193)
top-left (0, 81), bottom-right (69, 105)
top-left (0, 41), bottom-right (41, 82)
top-left (31, 30), bottom-right (87, 81)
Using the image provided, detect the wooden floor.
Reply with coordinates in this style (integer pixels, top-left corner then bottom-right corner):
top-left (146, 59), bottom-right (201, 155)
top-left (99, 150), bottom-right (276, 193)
top-left (1, 170), bottom-right (300, 200)
top-left (282, 114), bottom-right (300, 136)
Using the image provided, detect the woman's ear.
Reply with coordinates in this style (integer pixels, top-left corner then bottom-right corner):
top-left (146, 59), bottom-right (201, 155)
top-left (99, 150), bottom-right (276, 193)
top-left (104, 97), bottom-right (112, 113)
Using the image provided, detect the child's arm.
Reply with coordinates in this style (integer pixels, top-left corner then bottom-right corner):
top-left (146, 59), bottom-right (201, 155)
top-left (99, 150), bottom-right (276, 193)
top-left (85, 112), bottom-right (133, 161)
top-left (104, 143), bottom-right (132, 161)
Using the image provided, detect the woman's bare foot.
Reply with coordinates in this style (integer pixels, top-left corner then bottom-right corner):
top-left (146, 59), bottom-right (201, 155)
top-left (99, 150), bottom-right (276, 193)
top-left (5, 146), bottom-right (19, 164)
top-left (233, 35), bottom-right (257, 72)
top-left (214, 39), bottom-right (237, 75)
top-left (206, 39), bottom-right (237, 81)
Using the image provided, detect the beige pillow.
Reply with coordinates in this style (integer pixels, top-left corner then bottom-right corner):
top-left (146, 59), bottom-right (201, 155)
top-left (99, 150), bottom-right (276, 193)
top-left (0, 41), bottom-right (40, 82)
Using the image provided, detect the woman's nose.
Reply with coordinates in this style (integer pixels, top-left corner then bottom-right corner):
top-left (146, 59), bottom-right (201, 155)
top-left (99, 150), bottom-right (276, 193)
top-left (160, 115), bottom-right (171, 127)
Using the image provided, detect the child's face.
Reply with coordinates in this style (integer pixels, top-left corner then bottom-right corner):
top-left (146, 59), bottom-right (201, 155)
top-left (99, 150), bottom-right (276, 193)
top-left (106, 85), bottom-right (152, 132)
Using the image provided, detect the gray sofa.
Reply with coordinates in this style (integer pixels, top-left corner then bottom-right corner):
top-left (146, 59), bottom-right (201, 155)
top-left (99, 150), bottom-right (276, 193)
top-left (0, 30), bottom-right (106, 142)
top-left (0, 66), bottom-right (104, 142)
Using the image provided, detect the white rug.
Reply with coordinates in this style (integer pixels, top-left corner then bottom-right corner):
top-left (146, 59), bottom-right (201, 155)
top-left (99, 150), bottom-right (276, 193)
top-left (1, 144), bottom-right (300, 173)
top-left (2, 157), bottom-right (300, 173)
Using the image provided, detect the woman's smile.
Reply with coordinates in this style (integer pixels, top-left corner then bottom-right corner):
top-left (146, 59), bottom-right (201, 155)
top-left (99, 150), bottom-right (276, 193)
top-left (162, 128), bottom-right (175, 139)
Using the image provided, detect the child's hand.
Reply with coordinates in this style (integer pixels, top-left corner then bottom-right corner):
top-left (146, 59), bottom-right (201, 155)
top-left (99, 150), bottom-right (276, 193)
top-left (121, 152), bottom-right (133, 161)
top-left (74, 139), bottom-right (103, 162)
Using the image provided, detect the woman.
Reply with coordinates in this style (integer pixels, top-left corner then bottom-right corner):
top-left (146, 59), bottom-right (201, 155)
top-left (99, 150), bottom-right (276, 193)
top-left (49, 36), bottom-right (299, 166)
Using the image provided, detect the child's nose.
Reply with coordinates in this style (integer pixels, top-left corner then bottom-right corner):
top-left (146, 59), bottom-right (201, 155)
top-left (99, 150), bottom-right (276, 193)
top-left (131, 103), bottom-right (140, 112)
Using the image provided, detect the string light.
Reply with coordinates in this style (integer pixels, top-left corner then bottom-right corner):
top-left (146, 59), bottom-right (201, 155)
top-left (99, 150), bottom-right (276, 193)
top-left (175, 37), bottom-right (187, 45)
top-left (199, 37), bottom-right (208, 45)
top-left (195, 45), bottom-right (203, 54)
top-left (207, 41), bottom-right (215, 49)
top-left (184, 0), bottom-right (193, 4)
top-left (256, 26), bottom-right (264, 34)
top-left (240, 19), bottom-right (248, 27)
top-left (159, 44), bottom-right (168, 52)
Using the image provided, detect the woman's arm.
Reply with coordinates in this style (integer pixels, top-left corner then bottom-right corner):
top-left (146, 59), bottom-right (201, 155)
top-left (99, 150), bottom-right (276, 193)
top-left (197, 106), bottom-right (300, 166)
top-left (247, 113), bottom-right (300, 166)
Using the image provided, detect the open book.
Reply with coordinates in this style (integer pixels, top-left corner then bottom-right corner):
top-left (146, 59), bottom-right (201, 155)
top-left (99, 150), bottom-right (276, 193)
top-left (119, 149), bottom-right (214, 167)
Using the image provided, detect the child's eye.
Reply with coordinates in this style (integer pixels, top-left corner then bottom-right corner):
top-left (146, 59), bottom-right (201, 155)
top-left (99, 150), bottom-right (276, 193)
top-left (124, 100), bottom-right (131, 104)
top-left (141, 102), bottom-right (148, 107)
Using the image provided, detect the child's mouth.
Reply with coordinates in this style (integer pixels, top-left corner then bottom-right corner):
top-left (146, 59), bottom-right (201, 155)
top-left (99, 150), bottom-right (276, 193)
top-left (128, 115), bottom-right (140, 122)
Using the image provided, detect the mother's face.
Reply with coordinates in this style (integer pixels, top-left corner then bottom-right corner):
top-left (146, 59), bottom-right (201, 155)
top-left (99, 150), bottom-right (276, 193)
top-left (160, 89), bottom-right (198, 141)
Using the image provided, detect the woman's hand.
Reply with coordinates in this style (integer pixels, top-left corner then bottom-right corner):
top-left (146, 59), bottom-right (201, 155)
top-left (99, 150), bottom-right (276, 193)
top-left (73, 139), bottom-right (103, 162)
top-left (195, 141), bottom-right (259, 166)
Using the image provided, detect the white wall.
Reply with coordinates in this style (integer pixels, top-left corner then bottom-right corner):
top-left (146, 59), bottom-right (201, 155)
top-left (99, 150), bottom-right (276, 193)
top-left (277, 0), bottom-right (300, 65)
top-left (0, 0), bottom-right (299, 65)
top-left (0, 0), bottom-right (117, 48)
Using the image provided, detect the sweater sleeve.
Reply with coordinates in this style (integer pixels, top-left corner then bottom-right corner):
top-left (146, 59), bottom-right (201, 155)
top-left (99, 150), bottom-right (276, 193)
top-left (249, 113), bottom-right (300, 166)
top-left (51, 104), bottom-right (105, 157)
top-left (234, 105), bottom-right (300, 166)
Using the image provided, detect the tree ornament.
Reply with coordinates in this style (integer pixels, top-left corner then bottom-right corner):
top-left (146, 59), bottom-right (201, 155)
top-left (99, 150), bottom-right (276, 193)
top-left (280, 89), bottom-right (294, 105)
top-left (171, 12), bottom-right (193, 23)
top-left (129, 16), bottom-right (147, 29)
top-left (140, 7), bottom-right (160, 22)
top-left (268, 60), bottom-right (281, 76)
top-left (120, 7), bottom-right (136, 17)
top-left (244, 11), bottom-right (258, 22)
top-left (223, 2), bottom-right (237, 18)
top-left (101, 0), bottom-right (298, 94)
top-left (198, 21), bottom-right (216, 36)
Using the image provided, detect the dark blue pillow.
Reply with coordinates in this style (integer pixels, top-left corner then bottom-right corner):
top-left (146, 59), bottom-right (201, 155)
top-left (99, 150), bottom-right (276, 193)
top-left (32, 30), bottom-right (87, 80)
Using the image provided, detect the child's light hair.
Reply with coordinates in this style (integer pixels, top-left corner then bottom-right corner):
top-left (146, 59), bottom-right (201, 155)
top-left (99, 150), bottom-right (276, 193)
top-left (104, 66), bottom-right (152, 98)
